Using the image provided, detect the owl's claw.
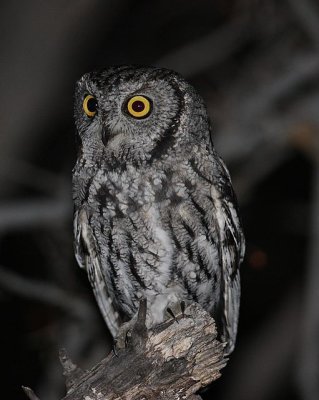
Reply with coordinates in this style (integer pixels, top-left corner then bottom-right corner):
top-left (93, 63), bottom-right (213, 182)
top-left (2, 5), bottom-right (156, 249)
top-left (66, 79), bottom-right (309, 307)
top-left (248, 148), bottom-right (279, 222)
top-left (181, 300), bottom-right (186, 317)
top-left (165, 299), bottom-right (189, 323)
top-left (112, 342), bottom-right (119, 357)
top-left (166, 307), bottom-right (179, 323)
top-left (166, 300), bottom-right (191, 323)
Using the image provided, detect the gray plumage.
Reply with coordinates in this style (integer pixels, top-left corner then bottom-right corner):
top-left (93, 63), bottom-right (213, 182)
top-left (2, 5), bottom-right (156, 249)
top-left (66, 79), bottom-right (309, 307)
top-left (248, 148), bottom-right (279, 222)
top-left (72, 65), bottom-right (245, 354)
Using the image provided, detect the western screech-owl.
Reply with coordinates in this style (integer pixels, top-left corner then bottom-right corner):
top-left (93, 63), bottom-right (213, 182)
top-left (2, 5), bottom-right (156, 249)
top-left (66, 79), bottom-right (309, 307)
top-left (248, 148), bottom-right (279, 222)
top-left (72, 66), bottom-right (245, 354)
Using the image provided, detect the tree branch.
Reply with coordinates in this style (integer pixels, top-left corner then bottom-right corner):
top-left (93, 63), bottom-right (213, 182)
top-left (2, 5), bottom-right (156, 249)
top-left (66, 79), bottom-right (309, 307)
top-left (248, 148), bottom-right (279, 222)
top-left (155, 17), bottom-right (250, 77)
top-left (0, 265), bottom-right (91, 319)
top-left (24, 303), bottom-right (227, 400)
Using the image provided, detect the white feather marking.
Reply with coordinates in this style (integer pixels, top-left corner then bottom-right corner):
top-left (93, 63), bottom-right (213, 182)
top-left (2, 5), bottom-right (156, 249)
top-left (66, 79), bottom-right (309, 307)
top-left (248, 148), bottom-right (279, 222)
top-left (147, 206), bottom-right (173, 280)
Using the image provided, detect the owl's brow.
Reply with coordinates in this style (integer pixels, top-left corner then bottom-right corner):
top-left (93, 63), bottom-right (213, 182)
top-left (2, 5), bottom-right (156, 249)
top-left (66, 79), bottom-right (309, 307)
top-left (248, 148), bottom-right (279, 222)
top-left (129, 83), bottom-right (154, 95)
top-left (129, 76), bottom-right (176, 95)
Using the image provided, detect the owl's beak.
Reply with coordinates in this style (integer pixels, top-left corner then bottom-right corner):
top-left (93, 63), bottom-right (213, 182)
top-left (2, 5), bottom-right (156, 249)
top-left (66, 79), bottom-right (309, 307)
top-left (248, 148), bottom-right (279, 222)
top-left (101, 126), bottom-right (113, 146)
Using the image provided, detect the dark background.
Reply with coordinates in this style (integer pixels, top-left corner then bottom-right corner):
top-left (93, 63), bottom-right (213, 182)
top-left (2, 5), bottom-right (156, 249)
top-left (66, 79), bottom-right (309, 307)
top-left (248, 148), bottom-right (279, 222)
top-left (1, 1), bottom-right (319, 399)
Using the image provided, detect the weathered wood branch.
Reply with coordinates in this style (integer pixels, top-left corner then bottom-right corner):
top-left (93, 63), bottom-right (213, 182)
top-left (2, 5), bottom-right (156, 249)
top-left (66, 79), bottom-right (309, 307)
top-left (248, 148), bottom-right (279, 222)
top-left (23, 302), bottom-right (227, 400)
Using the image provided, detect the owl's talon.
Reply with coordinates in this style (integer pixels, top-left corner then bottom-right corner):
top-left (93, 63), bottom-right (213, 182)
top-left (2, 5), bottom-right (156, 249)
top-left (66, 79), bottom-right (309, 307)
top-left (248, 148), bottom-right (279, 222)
top-left (181, 300), bottom-right (186, 317)
top-left (166, 307), bottom-right (179, 323)
top-left (112, 342), bottom-right (119, 357)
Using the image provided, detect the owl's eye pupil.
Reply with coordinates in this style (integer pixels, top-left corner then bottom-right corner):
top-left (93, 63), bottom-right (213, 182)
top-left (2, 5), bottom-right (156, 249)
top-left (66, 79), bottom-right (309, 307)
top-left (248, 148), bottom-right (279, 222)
top-left (87, 97), bottom-right (97, 113)
top-left (126, 95), bottom-right (152, 118)
top-left (131, 100), bottom-right (145, 113)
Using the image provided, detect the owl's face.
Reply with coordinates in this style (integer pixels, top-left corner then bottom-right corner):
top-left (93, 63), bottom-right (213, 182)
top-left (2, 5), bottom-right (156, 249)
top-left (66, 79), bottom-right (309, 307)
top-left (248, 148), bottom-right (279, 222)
top-left (74, 66), bottom-right (209, 166)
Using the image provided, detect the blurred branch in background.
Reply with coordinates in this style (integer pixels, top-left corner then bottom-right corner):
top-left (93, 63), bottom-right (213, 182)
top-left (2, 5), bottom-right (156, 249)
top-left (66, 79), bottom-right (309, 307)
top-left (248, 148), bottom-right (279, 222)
top-left (0, 199), bottom-right (70, 233)
top-left (156, 16), bottom-right (251, 77)
top-left (0, 265), bottom-right (89, 318)
top-left (287, 0), bottom-right (319, 47)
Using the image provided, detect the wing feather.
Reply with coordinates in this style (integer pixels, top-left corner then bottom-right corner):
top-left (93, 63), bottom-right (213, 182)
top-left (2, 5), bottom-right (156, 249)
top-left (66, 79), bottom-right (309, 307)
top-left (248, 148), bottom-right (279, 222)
top-left (74, 208), bottom-right (120, 337)
top-left (211, 159), bottom-right (245, 355)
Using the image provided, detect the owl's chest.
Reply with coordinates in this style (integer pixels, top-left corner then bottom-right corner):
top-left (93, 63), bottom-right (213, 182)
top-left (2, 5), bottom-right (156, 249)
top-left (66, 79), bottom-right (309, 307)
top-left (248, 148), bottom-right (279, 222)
top-left (86, 166), bottom-right (171, 219)
top-left (85, 166), bottom-right (181, 303)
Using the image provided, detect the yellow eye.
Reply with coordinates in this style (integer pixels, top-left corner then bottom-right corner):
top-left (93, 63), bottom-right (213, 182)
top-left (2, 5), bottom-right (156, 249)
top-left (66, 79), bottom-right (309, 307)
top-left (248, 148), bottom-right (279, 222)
top-left (126, 95), bottom-right (152, 118)
top-left (83, 95), bottom-right (97, 118)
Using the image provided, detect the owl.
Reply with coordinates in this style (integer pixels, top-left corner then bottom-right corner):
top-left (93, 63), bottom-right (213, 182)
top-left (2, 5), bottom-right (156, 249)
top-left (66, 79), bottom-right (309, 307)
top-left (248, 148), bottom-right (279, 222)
top-left (72, 66), bottom-right (245, 354)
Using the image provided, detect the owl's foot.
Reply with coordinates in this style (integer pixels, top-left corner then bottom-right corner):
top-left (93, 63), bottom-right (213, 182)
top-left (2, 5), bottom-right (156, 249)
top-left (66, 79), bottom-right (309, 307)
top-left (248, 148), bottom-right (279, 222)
top-left (114, 319), bottom-right (136, 350)
top-left (166, 307), bottom-right (179, 323)
top-left (165, 300), bottom-right (188, 322)
top-left (114, 299), bottom-right (188, 349)
top-left (114, 299), bottom-right (148, 351)
top-left (152, 300), bottom-right (189, 334)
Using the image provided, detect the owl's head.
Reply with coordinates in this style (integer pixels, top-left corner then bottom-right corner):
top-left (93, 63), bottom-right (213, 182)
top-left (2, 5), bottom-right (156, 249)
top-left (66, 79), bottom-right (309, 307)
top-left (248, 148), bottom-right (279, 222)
top-left (74, 66), bottom-right (210, 167)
